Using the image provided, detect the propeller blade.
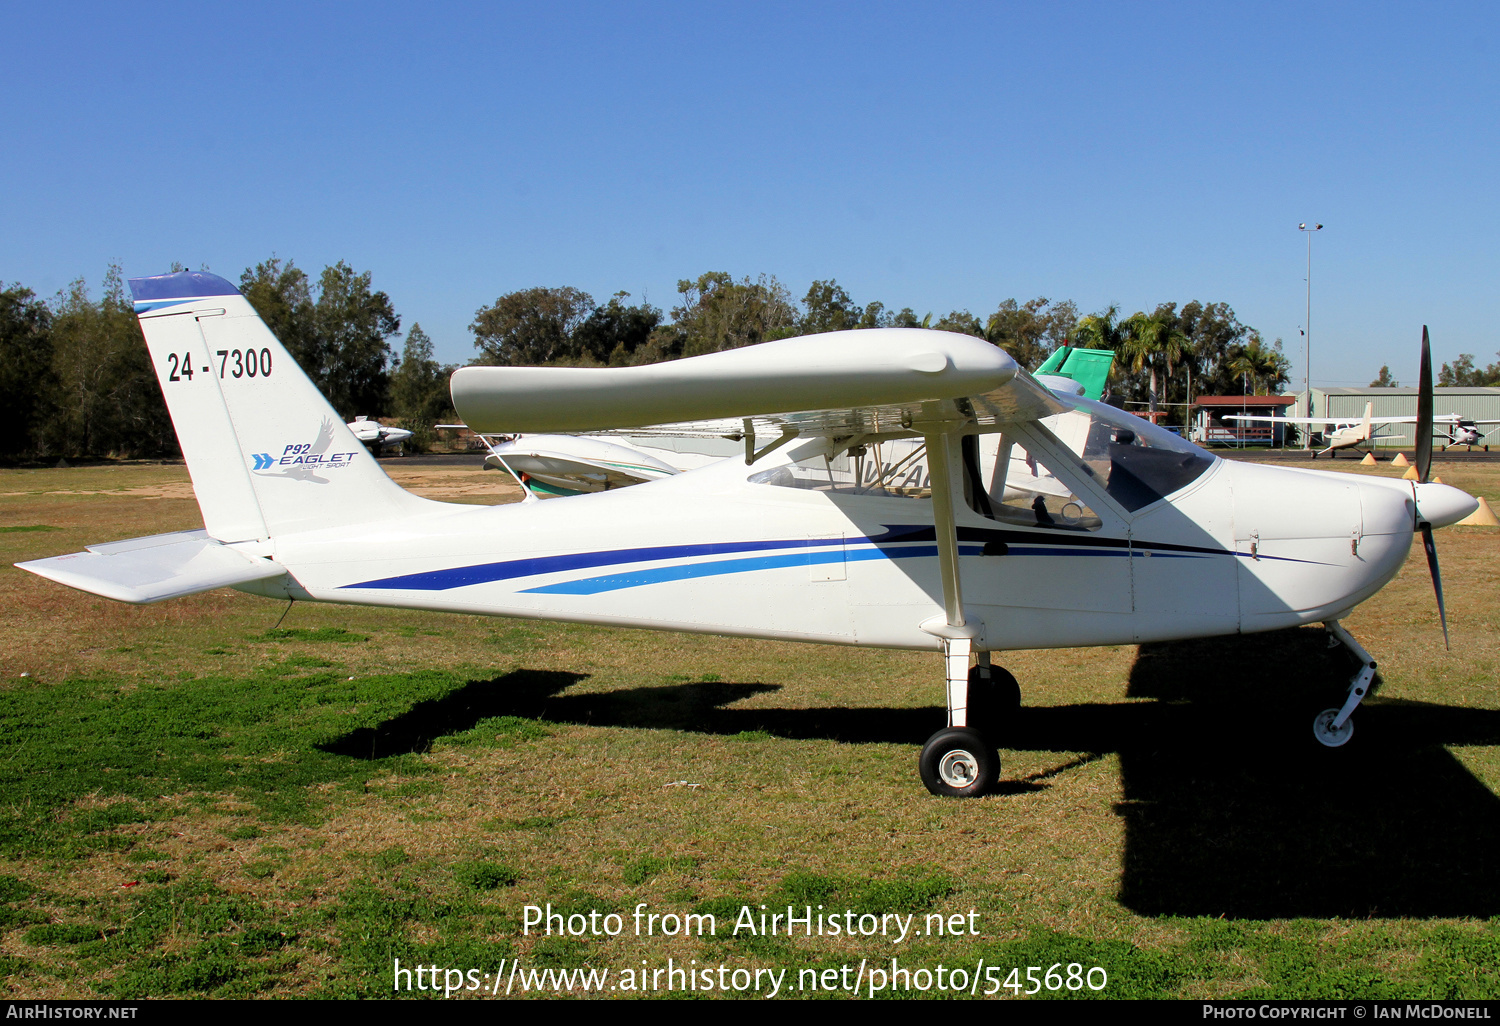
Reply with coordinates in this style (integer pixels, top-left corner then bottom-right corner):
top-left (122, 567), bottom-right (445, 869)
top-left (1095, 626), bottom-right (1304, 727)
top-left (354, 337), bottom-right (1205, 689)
top-left (1420, 523), bottom-right (1449, 650)
top-left (1416, 326), bottom-right (1433, 484)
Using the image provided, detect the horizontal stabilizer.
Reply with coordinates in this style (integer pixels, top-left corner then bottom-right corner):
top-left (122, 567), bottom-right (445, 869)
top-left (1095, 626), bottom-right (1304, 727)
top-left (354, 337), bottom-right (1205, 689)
top-left (15, 530), bottom-right (285, 604)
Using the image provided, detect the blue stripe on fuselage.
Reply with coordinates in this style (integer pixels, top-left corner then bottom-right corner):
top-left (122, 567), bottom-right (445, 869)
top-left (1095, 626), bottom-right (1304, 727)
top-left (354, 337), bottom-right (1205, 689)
top-left (521, 544), bottom-right (956, 594)
top-left (340, 535), bottom-right (868, 591)
top-left (336, 524), bottom-right (1304, 596)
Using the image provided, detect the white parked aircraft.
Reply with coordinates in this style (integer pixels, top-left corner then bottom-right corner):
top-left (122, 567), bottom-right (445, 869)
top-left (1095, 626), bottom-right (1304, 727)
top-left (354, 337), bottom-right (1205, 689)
top-left (483, 434), bottom-right (707, 498)
top-left (347, 416), bottom-right (413, 453)
top-left (15, 273), bottom-right (1479, 797)
top-left (1441, 418), bottom-right (1500, 451)
top-left (1228, 403), bottom-right (1500, 458)
top-left (1227, 402), bottom-right (1407, 458)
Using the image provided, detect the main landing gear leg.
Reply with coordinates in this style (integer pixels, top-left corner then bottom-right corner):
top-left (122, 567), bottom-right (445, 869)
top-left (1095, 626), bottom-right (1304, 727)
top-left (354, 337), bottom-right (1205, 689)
top-left (919, 638), bottom-right (999, 797)
top-left (1312, 620), bottom-right (1377, 747)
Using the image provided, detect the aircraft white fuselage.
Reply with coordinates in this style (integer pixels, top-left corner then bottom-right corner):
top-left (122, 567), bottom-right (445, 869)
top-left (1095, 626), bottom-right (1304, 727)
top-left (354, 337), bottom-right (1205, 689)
top-left (234, 432), bottom-right (1432, 653)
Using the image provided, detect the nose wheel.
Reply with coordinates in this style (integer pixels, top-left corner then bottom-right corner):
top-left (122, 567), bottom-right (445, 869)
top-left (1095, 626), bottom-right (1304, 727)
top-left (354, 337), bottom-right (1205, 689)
top-left (1313, 621), bottom-right (1377, 748)
top-left (1312, 708), bottom-right (1354, 747)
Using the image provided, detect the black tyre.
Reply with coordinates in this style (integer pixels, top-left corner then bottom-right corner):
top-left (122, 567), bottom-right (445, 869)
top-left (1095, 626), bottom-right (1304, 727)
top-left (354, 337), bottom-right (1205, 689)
top-left (966, 665), bottom-right (1021, 734)
top-left (919, 727), bottom-right (998, 798)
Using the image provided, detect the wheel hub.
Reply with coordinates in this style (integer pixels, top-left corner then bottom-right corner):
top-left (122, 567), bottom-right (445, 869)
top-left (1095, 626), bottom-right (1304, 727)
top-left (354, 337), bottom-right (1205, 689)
top-left (938, 749), bottom-right (979, 787)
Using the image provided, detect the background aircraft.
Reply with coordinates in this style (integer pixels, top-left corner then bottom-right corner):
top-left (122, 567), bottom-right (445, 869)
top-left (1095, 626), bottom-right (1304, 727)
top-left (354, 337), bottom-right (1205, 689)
top-left (1227, 402), bottom-right (1405, 458)
top-left (15, 272), bottom-right (1477, 797)
top-left (346, 416), bottom-right (413, 453)
top-left (1229, 403), bottom-right (1500, 458)
top-left (1441, 418), bottom-right (1500, 451)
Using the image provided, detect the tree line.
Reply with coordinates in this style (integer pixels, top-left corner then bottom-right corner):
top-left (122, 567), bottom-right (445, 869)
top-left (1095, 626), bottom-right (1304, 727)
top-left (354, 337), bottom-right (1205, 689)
top-left (0, 260), bottom-right (457, 460)
top-left (473, 273), bottom-right (1292, 424)
top-left (1, 259), bottom-right (1290, 461)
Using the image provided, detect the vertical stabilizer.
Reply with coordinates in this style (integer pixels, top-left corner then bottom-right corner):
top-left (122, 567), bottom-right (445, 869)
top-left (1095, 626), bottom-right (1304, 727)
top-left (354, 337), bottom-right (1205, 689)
top-left (1033, 346), bottom-right (1114, 401)
top-left (130, 271), bottom-right (433, 541)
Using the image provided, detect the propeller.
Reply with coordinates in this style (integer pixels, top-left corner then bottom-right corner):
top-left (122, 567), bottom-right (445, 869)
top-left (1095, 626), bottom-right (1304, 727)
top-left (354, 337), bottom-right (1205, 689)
top-left (1414, 326), bottom-right (1449, 649)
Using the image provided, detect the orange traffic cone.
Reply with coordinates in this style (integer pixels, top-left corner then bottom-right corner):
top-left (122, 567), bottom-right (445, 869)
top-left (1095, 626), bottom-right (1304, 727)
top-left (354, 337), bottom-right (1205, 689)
top-left (1457, 496), bottom-right (1500, 527)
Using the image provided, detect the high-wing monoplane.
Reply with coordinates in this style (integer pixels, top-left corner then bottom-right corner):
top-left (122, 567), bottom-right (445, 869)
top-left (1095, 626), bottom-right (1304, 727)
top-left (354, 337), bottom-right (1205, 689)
top-left (347, 416), bottom-right (413, 453)
top-left (1440, 418), bottom-right (1500, 451)
top-left (1226, 402), bottom-right (1410, 458)
top-left (1227, 402), bottom-right (1500, 458)
top-left (15, 273), bottom-right (1480, 797)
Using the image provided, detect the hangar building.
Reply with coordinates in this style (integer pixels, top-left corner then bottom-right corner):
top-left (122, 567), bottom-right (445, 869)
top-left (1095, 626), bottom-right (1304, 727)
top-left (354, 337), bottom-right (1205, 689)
top-left (1285, 387), bottom-right (1500, 448)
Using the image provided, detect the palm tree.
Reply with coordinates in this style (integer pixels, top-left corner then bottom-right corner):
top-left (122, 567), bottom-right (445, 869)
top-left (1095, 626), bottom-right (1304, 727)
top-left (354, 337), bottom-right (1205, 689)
top-left (1122, 310), bottom-right (1190, 416)
top-left (1072, 305), bottom-right (1127, 398)
top-left (1228, 339), bottom-right (1289, 396)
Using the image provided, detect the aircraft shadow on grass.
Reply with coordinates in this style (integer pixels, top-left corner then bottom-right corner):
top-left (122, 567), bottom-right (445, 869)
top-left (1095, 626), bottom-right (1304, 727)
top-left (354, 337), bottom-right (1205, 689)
top-left (319, 628), bottom-right (1500, 920)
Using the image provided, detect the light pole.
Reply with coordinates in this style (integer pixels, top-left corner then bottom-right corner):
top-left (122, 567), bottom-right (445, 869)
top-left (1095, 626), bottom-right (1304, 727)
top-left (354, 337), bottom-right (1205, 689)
top-left (1299, 222), bottom-right (1323, 425)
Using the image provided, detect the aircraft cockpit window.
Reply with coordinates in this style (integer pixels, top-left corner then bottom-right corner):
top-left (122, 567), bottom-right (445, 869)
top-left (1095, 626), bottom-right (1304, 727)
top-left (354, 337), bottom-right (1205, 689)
top-left (1073, 403), bottom-right (1216, 512)
top-left (748, 438), bottom-right (932, 499)
top-left (960, 432), bottom-right (1103, 531)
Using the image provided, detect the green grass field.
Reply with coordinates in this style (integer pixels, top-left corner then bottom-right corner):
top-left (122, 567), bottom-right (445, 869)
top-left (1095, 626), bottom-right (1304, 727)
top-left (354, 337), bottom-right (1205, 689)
top-left (1, 456), bottom-right (1497, 999)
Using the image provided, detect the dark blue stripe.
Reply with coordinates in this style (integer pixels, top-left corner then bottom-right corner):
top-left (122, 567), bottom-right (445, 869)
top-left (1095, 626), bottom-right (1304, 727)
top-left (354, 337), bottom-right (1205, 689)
top-left (341, 536), bottom-right (857, 591)
top-left (340, 520), bottom-right (1320, 595)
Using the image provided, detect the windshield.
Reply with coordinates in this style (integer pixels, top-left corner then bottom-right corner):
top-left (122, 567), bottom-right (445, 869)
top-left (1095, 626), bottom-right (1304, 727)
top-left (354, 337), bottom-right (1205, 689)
top-left (1065, 400), bottom-right (1217, 511)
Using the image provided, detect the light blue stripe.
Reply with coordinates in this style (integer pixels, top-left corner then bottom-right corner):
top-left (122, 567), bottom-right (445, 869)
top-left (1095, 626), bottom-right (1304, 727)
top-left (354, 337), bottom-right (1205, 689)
top-left (518, 539), bottom-right (1215, 597)
top-left (523, 545), bottom-right (950, 595)
top-left (133, 298), bottom-right (197, 313)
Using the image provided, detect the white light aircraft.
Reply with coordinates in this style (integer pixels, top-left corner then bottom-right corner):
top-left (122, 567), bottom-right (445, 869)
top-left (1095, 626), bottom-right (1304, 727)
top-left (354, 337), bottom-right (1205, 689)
top-left (15, 274), bottom-right (1480, 797)
top-left (347, 416), bottom-right (413, 453)
top-left (1228, 403), bottom-right (1500, 458)
top-left (1441, 418), bottom-right (1500, 451)
top-left (1227, 402), bottom-right (1407, 458)
top-left (483, 434), bottom-right (707, 498)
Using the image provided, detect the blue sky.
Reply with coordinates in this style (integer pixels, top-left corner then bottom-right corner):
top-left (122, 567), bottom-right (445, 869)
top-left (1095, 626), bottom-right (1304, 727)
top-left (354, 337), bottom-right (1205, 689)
top-left (4, 2), bottom-right (1497, 388)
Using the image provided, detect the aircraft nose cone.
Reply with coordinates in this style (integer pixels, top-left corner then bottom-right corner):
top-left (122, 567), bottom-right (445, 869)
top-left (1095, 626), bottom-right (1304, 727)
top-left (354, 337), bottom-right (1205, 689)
top-left (1414, 482), bottom-right (1479, 528)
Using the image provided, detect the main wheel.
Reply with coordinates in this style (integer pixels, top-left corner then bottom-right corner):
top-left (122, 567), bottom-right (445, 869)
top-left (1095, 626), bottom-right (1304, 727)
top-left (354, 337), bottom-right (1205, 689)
top-left (1312, 708), bottom-right (1353, 747)
top-left (919, 727), bottom-right (998, 798)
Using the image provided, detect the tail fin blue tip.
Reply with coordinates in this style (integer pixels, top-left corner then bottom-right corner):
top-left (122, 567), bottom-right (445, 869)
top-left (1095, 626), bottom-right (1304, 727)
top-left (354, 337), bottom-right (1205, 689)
top-left (128, 271), bottom-right (241, 306)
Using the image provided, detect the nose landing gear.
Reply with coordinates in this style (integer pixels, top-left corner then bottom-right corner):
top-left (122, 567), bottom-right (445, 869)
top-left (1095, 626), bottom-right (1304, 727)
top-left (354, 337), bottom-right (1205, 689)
top-left (1313, 620), bottom-right (1376, 748)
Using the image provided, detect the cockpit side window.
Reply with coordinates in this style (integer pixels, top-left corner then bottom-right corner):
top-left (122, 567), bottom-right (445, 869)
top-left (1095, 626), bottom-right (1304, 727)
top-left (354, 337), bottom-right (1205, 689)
top-left (960, 429), bottom-right (1103, 532)
top-left (747, 438), bottom-right (933, 499)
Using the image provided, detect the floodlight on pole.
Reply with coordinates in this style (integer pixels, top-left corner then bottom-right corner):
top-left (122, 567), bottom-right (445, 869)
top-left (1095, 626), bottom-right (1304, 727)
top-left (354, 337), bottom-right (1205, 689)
top-left (1299, 222), bottom-right (1323, 423)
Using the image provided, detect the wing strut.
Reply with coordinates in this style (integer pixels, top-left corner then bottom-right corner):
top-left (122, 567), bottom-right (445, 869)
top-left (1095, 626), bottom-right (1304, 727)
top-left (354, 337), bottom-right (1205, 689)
top-left (921, 426), bottom-right (984, 731)
top-left (924, 429), bottom-right (967, 629)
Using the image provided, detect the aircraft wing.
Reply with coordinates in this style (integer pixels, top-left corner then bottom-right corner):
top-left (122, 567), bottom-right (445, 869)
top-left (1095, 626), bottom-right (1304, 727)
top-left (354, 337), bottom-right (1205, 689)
top-left (451, 328), bottom-right (1066, 439)
top-left (14, 530), bottom-right (284, 604)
